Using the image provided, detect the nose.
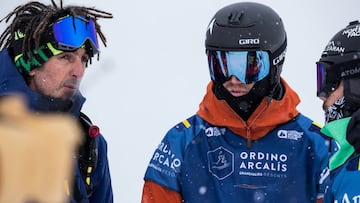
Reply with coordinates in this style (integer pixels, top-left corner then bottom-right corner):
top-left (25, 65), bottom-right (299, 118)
top-left (71, 56), bottom-right (85, 78)
top-left (229, 75), bottom-right (243, 83)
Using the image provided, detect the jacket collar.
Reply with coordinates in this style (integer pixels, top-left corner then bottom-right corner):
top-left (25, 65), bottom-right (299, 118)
top-left (321, 117), bottom-right (352, 171)
top-left (322, 109), bottom-right (360, 171)
top-left (197, 78), bottom-right (299, 142)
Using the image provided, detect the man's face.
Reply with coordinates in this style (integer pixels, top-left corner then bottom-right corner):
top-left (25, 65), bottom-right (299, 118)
top-left (28, 48), bottom-right (89, 100)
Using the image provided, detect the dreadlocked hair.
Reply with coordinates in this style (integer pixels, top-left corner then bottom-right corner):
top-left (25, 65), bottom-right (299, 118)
top-left (0, 0), bottom-right (113, 62)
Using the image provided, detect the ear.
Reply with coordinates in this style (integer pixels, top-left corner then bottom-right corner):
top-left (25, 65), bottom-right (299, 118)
top-left (29, 70), bottom-right (36, 76)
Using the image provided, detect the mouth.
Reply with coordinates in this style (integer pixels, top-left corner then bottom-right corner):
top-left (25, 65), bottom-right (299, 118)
top-left (63, 79), bottom-right (79, 90)
top-left (229, 89), bottom-right (248, 97)
top-left (64, 84), bottom-right (77, 90)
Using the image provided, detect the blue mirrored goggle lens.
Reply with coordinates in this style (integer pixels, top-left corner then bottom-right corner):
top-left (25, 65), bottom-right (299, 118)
top-left (207, 50), bottom-right (270, 84)
top-left (53, 16), bottom-right (99, 53)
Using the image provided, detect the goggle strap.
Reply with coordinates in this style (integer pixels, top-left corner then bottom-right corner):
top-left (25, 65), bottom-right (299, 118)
top-left (340, 59), bottom-right (360, 79)
top-left (46, 42), bottom-right (64, 56)
top-left (14, 30), bottom-right (26, 40)
top-left (267, 39), bottom-right (286, 88)
top-left (271, 38), bottom-right (287, 67)
top-left (13, 43), bottom-right (63, 73)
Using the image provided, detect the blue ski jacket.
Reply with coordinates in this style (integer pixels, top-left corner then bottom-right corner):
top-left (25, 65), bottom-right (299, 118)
top-left (0, 48), bottom-right (113, 203)
top-left (143, 80), bottom-right (330, 203)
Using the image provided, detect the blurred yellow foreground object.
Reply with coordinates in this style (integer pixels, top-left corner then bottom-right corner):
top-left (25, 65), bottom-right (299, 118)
top-left (0, 95), bottom-right (82, 203)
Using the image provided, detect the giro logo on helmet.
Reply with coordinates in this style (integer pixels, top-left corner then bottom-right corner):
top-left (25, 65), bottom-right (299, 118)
top-left (273, 49), bottom-right (286, 65)
top-left (238, 38), bottom-right (260, 45)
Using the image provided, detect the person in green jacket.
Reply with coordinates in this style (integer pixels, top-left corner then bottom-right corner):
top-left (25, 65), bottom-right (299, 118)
top-left (316, 20), bottom-right (360, 202)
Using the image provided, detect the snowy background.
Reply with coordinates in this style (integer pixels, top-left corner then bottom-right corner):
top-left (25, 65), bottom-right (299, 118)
top-left (1, 0), bottom-right (359, 202)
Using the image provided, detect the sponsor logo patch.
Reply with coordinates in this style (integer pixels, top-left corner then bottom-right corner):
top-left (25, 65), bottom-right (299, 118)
top-left (207, 147), bottom-right (234, 180)
top-left (277, 130), bottom-right (303, 141)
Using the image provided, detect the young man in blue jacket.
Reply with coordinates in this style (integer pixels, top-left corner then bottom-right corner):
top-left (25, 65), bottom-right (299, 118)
top-left (142, 2), bottom-right (331, 203)
top-left (0, 1), bottom-right (113, 202)
top-left (316, 20), bottom-right (360, 203)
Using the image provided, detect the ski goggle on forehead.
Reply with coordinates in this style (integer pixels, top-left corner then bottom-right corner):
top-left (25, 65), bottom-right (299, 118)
top-left (52, 15), bottom-right (99, 54)
top-left (207, 50), bottom-right (271, 84)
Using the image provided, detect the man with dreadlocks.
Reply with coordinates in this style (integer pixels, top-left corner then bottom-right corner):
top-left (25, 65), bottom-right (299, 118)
top-left (0, 0), bottom-right (113, 202)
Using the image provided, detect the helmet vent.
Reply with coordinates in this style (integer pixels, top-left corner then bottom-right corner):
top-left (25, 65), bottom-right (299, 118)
top-left (349, 20), bottom-right (359, 26)
top-left (228, 11), bottom-right (243, 25)
top-left (227, 11), bottom-right (255, 28)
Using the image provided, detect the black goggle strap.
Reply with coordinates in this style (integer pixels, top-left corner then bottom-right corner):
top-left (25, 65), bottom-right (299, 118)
top-left (269, 39), bottom-right (287, 83)
top-left (340, 59), bottom-right (360, 79)
top-left (267, 39), bottom-right (287, 97)
top-left (13, 42), bottom-right (63, 73)
top-left (342, 60), bottom-right (360, 103)
top-left (271, 39), bottom-right (287, 68)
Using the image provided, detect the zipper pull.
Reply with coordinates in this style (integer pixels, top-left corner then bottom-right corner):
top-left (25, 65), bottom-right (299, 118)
top-left (247, 138), bottom-right (252, 148)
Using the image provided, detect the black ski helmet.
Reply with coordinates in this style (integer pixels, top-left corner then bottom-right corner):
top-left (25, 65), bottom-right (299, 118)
top-left (205, 2), bottom-right (287, 89)
top-left (319, 20), bottom-right (360, 64)
top-left (317, 20), bottom-right (360, 116)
